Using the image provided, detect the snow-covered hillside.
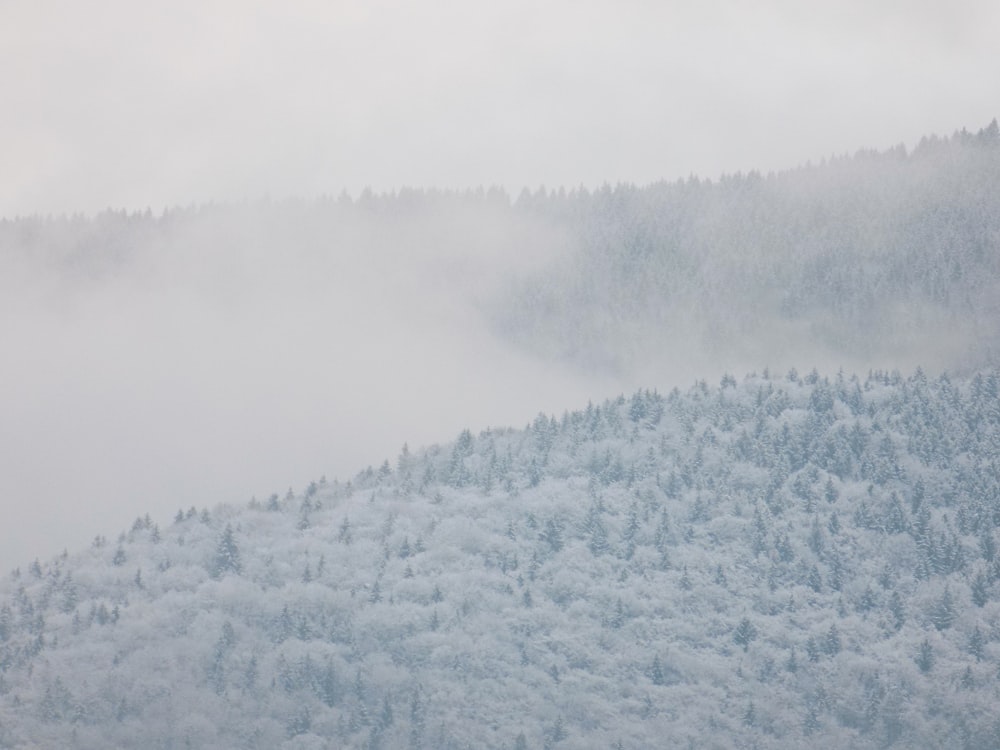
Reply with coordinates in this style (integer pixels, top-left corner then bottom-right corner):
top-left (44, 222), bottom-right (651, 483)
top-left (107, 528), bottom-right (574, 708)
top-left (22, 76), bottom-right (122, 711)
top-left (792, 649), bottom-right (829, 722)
top-left (2, 369), bottom-right (999, 749)
top-left (500, 120), bottom-right (1000, 375)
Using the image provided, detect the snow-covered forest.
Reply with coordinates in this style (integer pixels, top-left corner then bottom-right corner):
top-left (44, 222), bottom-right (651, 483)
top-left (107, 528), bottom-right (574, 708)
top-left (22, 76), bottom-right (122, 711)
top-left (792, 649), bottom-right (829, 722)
top-left (498, 120), bottom-right (1000, 375)
top-left (2, 121), bottom-right (1000, 748)
top-left (5, 119), bottom-right (999, 381)
top-left (2, 370), bottom-right (1000, 748)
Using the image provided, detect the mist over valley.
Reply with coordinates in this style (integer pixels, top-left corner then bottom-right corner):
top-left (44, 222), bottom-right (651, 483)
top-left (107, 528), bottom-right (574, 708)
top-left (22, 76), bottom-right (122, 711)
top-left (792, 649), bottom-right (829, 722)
top-left (2, 5), bottom-right (1000, 742)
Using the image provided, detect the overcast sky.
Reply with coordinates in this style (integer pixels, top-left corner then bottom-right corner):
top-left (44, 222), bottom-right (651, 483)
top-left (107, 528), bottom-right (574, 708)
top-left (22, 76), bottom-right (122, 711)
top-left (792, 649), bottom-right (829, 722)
top-left (1, 1), bottom-right (999, 571)
top-left (1, 0), bottom-right (998, 217)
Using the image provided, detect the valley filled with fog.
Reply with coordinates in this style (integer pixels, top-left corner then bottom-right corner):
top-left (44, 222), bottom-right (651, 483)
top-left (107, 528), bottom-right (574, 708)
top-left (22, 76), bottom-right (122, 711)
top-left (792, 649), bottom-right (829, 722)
top-left (0, 195), bottom-right (617, 572)
top-left (3, 124), bottom-right (998, 573)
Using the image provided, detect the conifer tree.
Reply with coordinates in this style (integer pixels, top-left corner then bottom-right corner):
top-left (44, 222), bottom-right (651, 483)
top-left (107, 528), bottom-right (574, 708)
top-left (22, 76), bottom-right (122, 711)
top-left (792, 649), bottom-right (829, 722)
top-left (212, 524), bottom-right (242, 578)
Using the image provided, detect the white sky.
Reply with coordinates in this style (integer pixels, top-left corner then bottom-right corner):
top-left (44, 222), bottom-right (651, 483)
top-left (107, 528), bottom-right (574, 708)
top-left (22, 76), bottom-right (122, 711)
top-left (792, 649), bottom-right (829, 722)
top-left (1, 0), bottom-right (998, 216)
top-left (1, 0), bottom-right (999, 571)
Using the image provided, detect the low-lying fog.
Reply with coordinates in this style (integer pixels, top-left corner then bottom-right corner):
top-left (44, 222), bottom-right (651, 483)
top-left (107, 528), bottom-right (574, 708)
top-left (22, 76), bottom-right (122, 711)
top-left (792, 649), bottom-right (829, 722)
top-left (3, 0), bottom-right (998, 572)
top-left (5, 155), bottom-right (998, 572)
top-left (0, 202), bottom-right (630, 571)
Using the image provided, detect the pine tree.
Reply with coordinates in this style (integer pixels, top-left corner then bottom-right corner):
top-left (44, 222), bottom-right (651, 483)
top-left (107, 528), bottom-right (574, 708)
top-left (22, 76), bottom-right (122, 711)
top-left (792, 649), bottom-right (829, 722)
top-left (734, 618), bottom-right (757, 651)
top-left (807, 565), bottom-right (823, 593)
top-left (542, 517), bottom-right (564, 552)
top-left (824, 624), bottom-right (841, 655)
top-left (916, 639), bottom-right (934, 673)
top-left (806, 637), bottom-right (820, 662)
top-left (610, 598), bottom-right (624, 629)
top-left (409, 687), bottom-right (426, 750)
top-left (547, 715), bottom-right (567, 744)
top-left (971, 572), bottom-right (989, 607)
top-left (889, 590), bottom-right (906, 631)
top-left (650, 654), bottom-right (665, 685)
top-left (380, 693), bottom-right (394, 729)
top-left (212, 524), bottom-right (242, 578)
top-left (857, 584), bottom-right (877, 614)
top-left (587, 512), bottom-right (610, 556)
top-left (968, 626), bottom-right (985, 662)
top-left (679, 566), bottom-right (693, 591)
top-left (785, 648), bottom-right (798, 673)
top-left (931, 586), bottom-right (956, 631)
top-left (960, 666), bottom-right (975, 690)
top-left (824, 477), bottom-right (839, 504)
top-left (339, 516), bottom-right (352, 544)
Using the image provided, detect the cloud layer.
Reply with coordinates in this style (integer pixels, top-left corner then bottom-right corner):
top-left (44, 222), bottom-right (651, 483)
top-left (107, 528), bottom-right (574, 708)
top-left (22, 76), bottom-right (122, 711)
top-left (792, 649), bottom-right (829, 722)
top-left (2, 0), bottom-right (998, 215)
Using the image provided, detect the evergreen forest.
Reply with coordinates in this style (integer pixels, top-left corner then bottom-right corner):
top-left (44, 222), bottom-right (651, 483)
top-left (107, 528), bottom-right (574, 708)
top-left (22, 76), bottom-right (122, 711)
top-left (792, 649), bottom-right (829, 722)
top-left (2, 122), bottom-right (1000, 749)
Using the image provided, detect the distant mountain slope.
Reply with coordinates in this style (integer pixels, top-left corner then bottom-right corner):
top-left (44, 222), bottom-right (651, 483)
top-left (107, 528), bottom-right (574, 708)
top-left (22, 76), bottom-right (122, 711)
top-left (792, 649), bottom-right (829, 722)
top-left (497, 120), bottom-right (1000, 374)
top-left (2, 368), bottom-right (1000, 749)
top-left (3, 121), bottom-right (998, 381)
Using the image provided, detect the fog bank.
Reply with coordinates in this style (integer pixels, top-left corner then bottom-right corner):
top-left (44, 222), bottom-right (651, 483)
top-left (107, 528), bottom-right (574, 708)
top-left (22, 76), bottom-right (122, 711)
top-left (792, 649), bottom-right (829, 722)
top-left (0, 200), bottom-right (622, 571)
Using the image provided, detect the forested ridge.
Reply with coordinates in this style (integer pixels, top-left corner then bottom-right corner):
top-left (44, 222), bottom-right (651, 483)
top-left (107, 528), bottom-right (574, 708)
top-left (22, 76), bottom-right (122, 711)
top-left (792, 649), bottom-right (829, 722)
top-left (4, 119), bottom-right (999, 376)
top-left (3, 369), bottom-right (1000, 748)
top-left (499, 119), bottom-right (1000, 372)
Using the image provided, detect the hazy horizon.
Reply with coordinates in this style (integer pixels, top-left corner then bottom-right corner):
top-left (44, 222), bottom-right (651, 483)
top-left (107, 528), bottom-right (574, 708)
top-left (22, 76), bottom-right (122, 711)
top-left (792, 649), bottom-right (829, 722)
top-left (2, 1), bottom-right (999, 218)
